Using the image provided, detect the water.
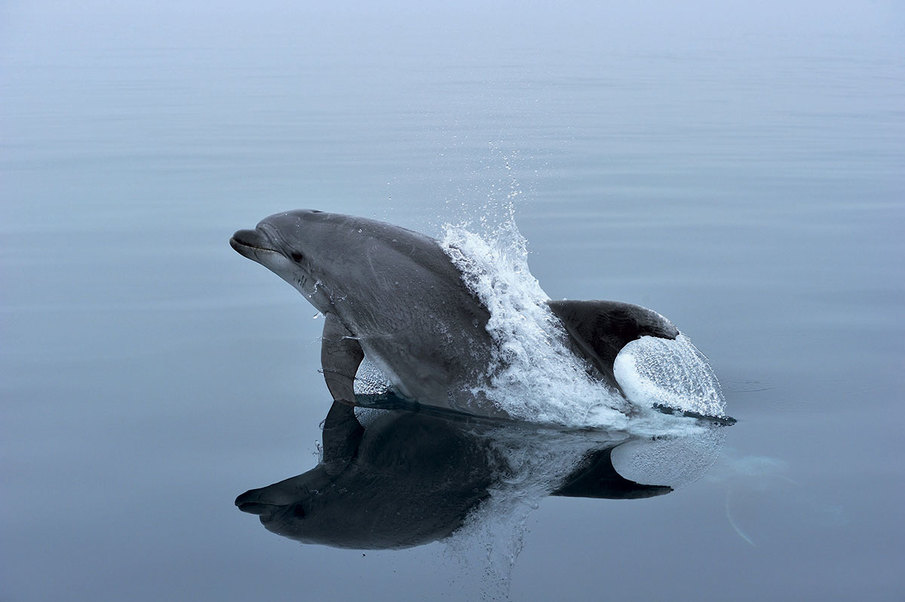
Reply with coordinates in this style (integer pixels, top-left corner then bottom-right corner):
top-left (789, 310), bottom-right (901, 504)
top-left (3, 1), bottom-right (904, 600)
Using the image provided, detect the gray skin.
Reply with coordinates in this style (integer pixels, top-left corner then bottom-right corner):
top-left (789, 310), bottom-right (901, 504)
top-left (230, 210), bottom-right (679, 418)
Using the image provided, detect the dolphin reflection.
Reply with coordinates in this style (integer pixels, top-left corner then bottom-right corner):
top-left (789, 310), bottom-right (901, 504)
top-left (234, 401), bottom-right (717, 550)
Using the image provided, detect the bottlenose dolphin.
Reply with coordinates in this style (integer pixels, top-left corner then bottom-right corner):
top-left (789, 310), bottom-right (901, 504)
top-left (230, 210), bottom-right (679, 417)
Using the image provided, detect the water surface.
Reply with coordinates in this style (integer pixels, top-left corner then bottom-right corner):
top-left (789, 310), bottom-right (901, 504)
top-left (2, 1), bottom-right (904, 600)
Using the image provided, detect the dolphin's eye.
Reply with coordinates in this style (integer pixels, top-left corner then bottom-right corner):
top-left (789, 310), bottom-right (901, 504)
top-left (289, 251), bottom-right (303, 263)
top-left (292, 503), bottom-right (305, 518)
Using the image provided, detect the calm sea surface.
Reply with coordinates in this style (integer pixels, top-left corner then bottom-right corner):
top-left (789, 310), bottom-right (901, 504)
top-left (2, 2), bottom-right (904, 600)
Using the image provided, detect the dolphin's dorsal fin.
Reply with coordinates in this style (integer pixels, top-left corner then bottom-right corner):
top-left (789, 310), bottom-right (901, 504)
top-left (547, 300), bottom-right (679, 390)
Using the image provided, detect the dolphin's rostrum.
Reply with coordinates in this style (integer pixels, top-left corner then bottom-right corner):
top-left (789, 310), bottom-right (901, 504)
top-left (230, 210), bottom-right (680, 418)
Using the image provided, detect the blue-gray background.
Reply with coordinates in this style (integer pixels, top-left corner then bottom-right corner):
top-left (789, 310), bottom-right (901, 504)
top-left (2, 1), bottom-right (903, 600)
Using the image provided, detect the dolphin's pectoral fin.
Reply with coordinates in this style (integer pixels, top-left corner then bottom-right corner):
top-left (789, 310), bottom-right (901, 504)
top-left (321, 313), bottom-right (365, 405)
top-left (321, 400), bottom-right (364, 475)
top-left (319, 314), bottom-right (365, 474)
top-left (548, 299), bottom-right (679, 388)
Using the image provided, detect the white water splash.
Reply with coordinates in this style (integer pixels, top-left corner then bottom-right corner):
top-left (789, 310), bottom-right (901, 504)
top-left (441, 222), bottom-right (630, 429)
top-left (615, 334), bottom-right (726, 417)
top-left (438, 207), bottom-right (726, 428)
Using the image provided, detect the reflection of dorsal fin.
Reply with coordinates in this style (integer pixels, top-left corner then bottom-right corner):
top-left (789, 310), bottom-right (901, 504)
top-left (547, 300), bottom-right (679, 390)
top-left (552, 446), bottom-right (672, 500)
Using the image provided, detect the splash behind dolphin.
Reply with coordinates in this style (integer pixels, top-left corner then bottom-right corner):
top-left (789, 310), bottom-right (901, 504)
top-left (230, 210), bottom-right (680, 419)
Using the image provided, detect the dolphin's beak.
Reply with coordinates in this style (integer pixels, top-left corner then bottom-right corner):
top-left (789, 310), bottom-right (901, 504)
top-left (235, 489), bottom-right (281, 515)
top-left (235, 487), bottom-right (307, 519)
top-left (230, 228), bottom-right (279, 262)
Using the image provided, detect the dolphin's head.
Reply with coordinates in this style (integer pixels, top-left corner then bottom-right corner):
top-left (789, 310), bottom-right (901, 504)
top-left (231, 209), bottom-right (440, 318)
top-left (230, 210), bottom-right (346, 314)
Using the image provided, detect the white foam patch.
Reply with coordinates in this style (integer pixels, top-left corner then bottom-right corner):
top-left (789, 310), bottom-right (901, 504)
top-left (614, 334), bottom-right (726, 418)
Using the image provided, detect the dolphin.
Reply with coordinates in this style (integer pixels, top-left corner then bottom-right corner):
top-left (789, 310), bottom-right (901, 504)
top-left (230, 210), bottom-right (679, 417)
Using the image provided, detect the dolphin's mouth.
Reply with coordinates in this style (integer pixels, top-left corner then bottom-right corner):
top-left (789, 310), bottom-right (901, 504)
top-left (235, 499), bottom-right (281, 516)
top-left (230, 228), bottom-right (280, 260)
top-left (235, 489), bottom-right (305, 520)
